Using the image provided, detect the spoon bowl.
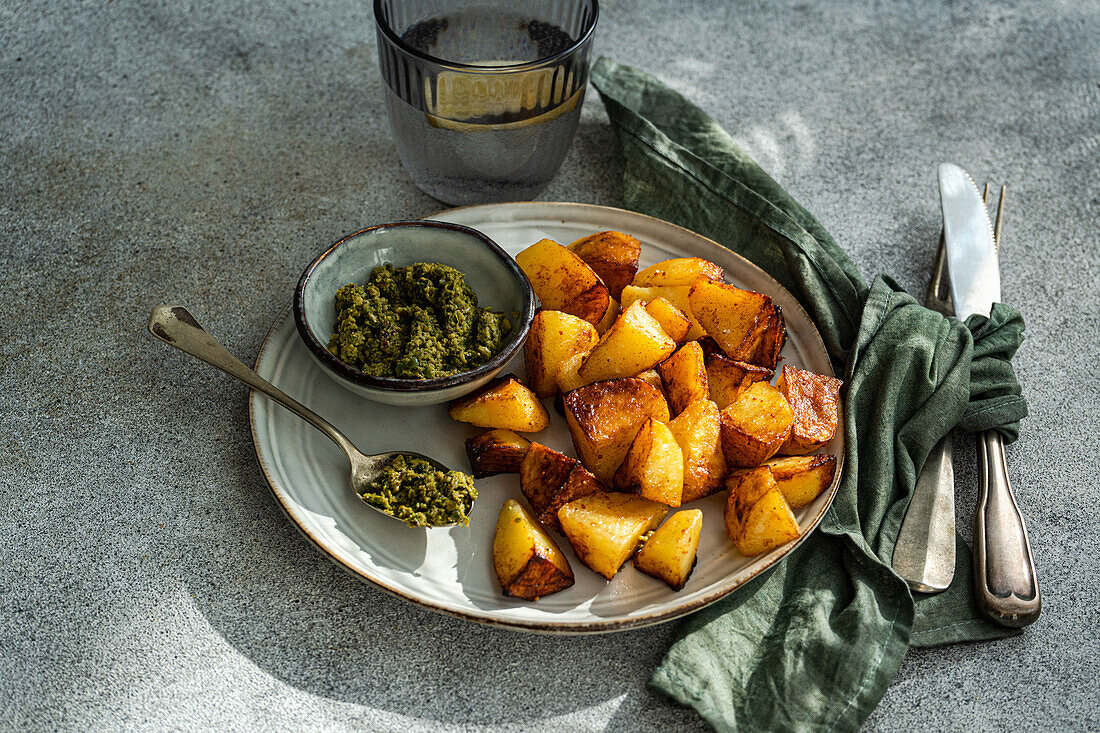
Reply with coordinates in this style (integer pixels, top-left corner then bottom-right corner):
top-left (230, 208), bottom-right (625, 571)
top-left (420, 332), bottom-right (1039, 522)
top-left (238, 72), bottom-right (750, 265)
top-left (148, 304), bottom-right (471, 528)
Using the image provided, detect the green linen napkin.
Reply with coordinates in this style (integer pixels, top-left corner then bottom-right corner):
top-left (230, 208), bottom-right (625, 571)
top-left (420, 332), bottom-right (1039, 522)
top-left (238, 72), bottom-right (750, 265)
top-left (590, 58), bottom-right (1029, 732)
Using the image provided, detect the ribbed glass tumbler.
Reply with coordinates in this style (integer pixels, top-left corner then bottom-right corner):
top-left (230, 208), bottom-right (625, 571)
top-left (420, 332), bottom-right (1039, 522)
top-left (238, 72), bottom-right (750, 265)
top-left (374, 0), bottom-right (598, 205)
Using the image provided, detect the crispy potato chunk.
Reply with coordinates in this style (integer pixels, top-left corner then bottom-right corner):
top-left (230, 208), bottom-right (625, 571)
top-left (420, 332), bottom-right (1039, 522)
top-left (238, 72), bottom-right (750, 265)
top-left (516, 238), bottom-right (611, 326)
top-left (493, 499), bottom-right (574, 600)
top-left (632, 257), bottom-right (724, 287)
top-left (577, 300), bottom-right (676, 383)
top-left (557, 492), bottom-right (668, 579)
top-left (724, 467), bottom-right (800, 556)
top-left (635, 368), bottom-right (665, 395)
top-left (719, 381), bottom-right (793, 467)
top-left (668, 399), bottom-right (727, 503)
top-left (594, 297), bottom-right (621, 335)
top-left (633, 509), bottom-right (703, 590)
top-left (746, 304), bottom-right (787, 370)
top-left (564, 378), bottom-right (671, 483)
top-left (657, 341), bottom-right (709, 416)
top-left (777, 365), bottom-right (843, 455)
top-left (620, 284), bottom-right (706, 341)
top-left (568, 231), bottom-right (641, 299)
top-left (762, 454), bottom-right (838, 509)
top-left (448, 376), bottom-right (550, 432)
top-left (465, 429), bottom-right (531, 478)
top-left (688, 279), bottom-right (774, 360)
top-left (702, 345), bottom-right (774, 410)
top-left (645, 297), bottom-right (692, 344)
top-left (613, 418), bottom-right (684, 507)
top-left (519, 443), bottom-right (605, 533)
top-left (524, 310), bottom-right (600, 397)
top-left (555, 350), bottom-right (591, 394)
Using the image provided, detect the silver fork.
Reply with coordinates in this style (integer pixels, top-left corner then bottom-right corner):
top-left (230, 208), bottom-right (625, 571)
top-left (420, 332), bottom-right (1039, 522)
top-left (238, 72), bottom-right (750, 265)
top-left (892, 184), bottom-right (1007, 594)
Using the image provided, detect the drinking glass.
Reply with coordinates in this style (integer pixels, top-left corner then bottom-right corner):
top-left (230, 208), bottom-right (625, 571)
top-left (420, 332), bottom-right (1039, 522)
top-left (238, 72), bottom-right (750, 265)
top-left (374, 0), bottom-right (598, 205)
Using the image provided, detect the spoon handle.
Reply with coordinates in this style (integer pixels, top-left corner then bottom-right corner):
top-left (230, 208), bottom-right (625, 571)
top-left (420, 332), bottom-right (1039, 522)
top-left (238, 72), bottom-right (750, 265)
top-left (148, 305), bottom-right (356, 458)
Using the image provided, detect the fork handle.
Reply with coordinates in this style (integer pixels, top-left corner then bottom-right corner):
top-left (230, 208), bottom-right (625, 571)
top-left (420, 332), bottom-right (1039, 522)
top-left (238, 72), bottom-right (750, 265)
top-left (973, 429), bottom-right (1041, 627)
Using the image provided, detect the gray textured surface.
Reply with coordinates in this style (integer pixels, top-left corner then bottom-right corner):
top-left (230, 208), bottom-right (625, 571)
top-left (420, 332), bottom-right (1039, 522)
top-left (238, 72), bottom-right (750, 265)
top-left (1, 0), bottom-right (1098, 730)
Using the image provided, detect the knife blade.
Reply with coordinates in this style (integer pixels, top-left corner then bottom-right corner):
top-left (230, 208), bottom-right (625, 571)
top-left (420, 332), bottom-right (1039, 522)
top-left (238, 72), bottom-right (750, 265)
top-left (938, 164), bottom-right (1041, 627)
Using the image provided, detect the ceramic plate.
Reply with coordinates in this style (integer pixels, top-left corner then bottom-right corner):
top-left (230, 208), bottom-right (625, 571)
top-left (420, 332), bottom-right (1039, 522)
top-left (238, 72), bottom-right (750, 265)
top-left (249, 202), bottom-right (843, 634)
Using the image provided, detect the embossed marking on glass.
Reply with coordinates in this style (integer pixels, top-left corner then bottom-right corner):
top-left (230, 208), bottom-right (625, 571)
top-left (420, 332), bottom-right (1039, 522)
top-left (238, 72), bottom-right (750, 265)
top-left (374, 0), bottom-right (598, 205)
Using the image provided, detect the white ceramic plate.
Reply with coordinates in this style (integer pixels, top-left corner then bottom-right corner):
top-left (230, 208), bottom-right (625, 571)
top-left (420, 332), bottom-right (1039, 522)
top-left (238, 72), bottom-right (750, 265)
top-left (249, 202), bottom-right (843, 634)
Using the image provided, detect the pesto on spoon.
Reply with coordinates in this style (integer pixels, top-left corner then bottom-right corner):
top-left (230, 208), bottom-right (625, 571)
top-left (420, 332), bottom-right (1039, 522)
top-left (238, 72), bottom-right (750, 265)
top-left (148, 304), bottom-right (476, 528)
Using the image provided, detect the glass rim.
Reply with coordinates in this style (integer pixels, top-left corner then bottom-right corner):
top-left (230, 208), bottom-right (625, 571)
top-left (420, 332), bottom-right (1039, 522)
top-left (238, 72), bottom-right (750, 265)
top-left (372, 0), bottom-right (599, 74)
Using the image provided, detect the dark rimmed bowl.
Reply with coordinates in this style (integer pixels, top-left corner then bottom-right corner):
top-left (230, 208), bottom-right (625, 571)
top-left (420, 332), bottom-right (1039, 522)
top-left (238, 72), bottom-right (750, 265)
top-left (294, 221), bottom-right (535, 406)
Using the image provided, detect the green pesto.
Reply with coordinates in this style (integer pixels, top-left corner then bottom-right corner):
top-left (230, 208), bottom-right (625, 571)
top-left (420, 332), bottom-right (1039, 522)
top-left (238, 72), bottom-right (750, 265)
top-left (327, 263), bottom-right (511, 379)
top-left (360, 455), bottom-right (477, 528)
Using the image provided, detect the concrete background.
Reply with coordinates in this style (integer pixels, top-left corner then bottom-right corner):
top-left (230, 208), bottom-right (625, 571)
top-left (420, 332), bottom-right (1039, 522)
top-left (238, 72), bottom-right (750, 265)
top-left (1, 0), bottom-right (1097, 730)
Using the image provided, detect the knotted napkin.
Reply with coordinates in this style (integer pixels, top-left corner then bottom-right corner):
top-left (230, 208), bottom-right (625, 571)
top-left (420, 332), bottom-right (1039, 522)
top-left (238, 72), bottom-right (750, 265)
top-left (590, 58), bottom-right (1029, 732)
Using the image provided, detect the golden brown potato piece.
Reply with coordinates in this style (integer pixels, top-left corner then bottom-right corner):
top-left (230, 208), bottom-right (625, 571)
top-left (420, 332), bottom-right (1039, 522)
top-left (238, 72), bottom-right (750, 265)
top-left (633, 509), bottom-right (703, 590)
top-left (746, 304), bottom-right (787, 370)
top-left (635, 368), bottom-right (665, 394)
top-left (668, 399), bottom-right (727, 503)
top-left (555, 350), bottom-right (591, 394)
top-left (613, 418), bottom-right (684, 507)
top-left (518, 443), bottom-right (605, 533)
top-left (465, 428), bottom-right (531, 478)
top-left (568, 231), bottom-right (641, 299)
top-left (688, 279), bottom-right (774, 360)
top-left (761, 454), bottom-right (838, 509)
top-left (564, 378), bottom-right (671, 483)
top-left (620, 284), bottom-right (706, 341)
top-left (577, 300), bottom-right (676, 383)
top-left (724, 467), bottom-right (800, 556)
top-left (557, 492), bottom-right (668, 579)
top-left (448, 376), bottom-right (550, 432)
top-left (493, 499), bottom-right (574, 600)
top-left (594, 297), bottom-right (621, 335)
top-left (515, 238), bottom-right (611, 326)
top-left (657, 341), bottom-right (709, 416)
top-left (524, 309), bottom-right (600, 397)
top-left (777, 365), bottom-right (843, 455)
top-left (719, 381), bottom-right (793, 467)
top-left (645, 297), bottom-right (692, 344)
top-left (703, 347), bottom-right (774, 410)
top-left (632, 257), bottom-right (724, 287)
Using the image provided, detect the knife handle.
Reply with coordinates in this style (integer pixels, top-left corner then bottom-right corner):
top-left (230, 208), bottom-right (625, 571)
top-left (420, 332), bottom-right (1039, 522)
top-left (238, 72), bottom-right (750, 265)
top-left (974, 429), bottom-right (1041, 627)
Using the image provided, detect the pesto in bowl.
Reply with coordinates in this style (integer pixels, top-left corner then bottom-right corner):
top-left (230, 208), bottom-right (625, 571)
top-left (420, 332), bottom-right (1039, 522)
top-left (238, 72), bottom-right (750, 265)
top-left (327, 263), bottom-right (512, 380)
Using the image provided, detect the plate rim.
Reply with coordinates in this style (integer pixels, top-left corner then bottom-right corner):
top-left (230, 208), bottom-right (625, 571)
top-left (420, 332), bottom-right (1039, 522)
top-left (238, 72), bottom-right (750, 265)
top-left (248, 201), bottom-right (844, 635)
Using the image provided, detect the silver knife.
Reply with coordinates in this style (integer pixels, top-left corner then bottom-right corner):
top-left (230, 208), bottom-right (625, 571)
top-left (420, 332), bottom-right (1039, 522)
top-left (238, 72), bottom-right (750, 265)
top-left (891, 234), bottom-right (956, 593)
top-left (939, 163), bottom-right (1041, 627)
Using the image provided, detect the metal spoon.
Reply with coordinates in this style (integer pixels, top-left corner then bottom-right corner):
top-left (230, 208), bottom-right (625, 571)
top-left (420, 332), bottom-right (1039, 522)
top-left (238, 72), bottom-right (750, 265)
top-left (147, 304), bottom-right (468, 528)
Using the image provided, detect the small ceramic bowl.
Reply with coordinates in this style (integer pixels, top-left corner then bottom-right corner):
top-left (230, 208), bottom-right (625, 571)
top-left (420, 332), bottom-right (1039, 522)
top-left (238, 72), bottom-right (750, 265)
top-left (294, 221), bottom-right (535, 406)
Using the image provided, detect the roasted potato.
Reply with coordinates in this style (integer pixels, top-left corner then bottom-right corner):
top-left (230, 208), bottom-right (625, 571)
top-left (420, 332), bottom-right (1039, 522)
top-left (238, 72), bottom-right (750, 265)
top-left (657, 340), bottom-right (709, 416)
top-left (524, 309), bottom-right (600, 397)
top-left (702, 345), bottom-right (774, 410)
top-left (493, 499), bottom-right (574, 600)
top-left (515, 238), bottom-right (611, 325)
top-left (747, 304), bottom-right (786, 370)
top-left (620, 284), bottom-right (706, 341)
top-left (645, 297), bottom-right (692, 344)
top-left (563, 378), bottom-right (671, 482)
top-left (555, 350), bottom-right (591, 394)
top-left (688, 279), bottom-right (774, 360)
top-left (724, 467), bottom-right (800, 556)
top-left (557, 492), bottom-right (668, 579)
top-left (577, 300), bottom-right (676, 384)
top-left (668, 398), bottom-right (727, 503)
top-left (762, 454), bottom-right (838, 509)
top-left (613, 417), bottom-right (684, 507)
top-left (568, 231), bottom-right (641, 299)
top-left (448, 376), bottom-right (550, 432)
top-left (519, 442), bottom-right (605, 533)
top-left (635, 368), bottom-right (665, 395)
top-left (632, 257), bottom-right (724, 287)
top-left (595, 297), bottom-right (621, 335)
top-left (633, 509), bottom-right (703, 590)
top-left (465, 428), bottom-right (531, 478)
top-left (776, 365), bottom-right (843, 455)
top-left (719, 381), bottom-right (793, 467)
